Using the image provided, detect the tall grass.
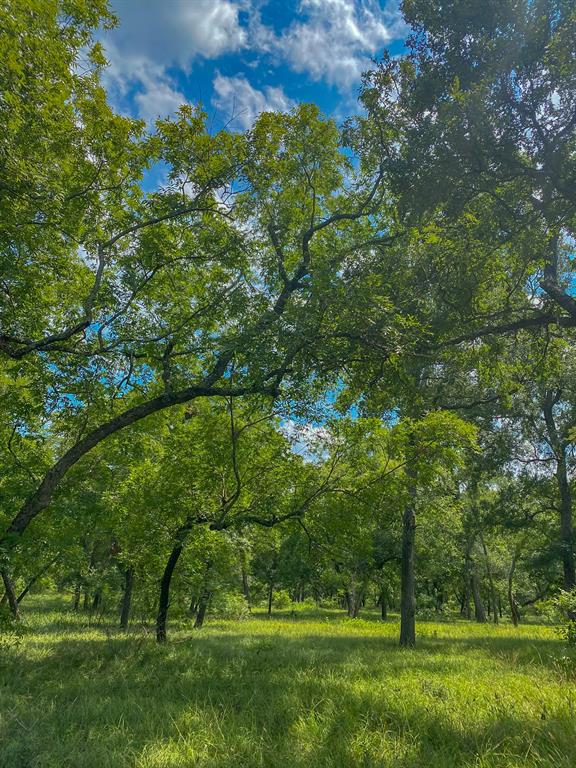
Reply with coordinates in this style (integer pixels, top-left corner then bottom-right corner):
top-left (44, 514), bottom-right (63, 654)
top-left (1, 597), bottom-right (574, 767)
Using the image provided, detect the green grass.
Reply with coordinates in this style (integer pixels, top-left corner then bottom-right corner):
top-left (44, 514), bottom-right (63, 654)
top-left (1, 598), bottom-right (575, 767)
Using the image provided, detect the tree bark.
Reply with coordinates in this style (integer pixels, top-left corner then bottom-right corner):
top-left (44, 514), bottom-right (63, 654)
top-left (193, 561), bottom-right (213, 629)
top-left (156, 518), bottom-right (193, 643)
top-left (72, 579), bottom-right (81, 611)
top-left (16, 556), bottom-right (59, 604)
top-left (267, 582), bottom-right (273, 616)
top-left (193, 588), bottom-right (211, 629)
top-left (508, 551), bottom-right (521, 627)
top-left (400, 460), bottom-right (417, 647)
top-left (557, 450), bottom-right (575, 589)
top-left (379, 589), bottom-right (387, 620)
top-left (471, 569), bottom-right (487, 622)
top-left (480, 534), bottom-right (498, 625)
top-left (463, 535), bottom-right (474, 621)
top-left (119, 567), bottom-right (134, 630)
top-left (91, 589), bottom-right (102, 614)
top-left (240, 549), bottom-right (251, 607)
top-left (1, 569), bottom-right (19, 620)
top-left (542, 392), bottom-right (575, 589)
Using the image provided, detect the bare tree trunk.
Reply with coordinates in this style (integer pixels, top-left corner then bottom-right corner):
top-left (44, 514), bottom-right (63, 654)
top-left (346, 577), bottom-right (362, 618)
top-left (267, 582), bottom-right (273, 616)
top-left (17, 554), bottom-right (60, 605)
top-left (379, 589), bottom-right (387, 620)
top-left (119, 567), bottom-right (134, 631)
top-left (508, 550), bottom-right (521, 627)
top-left (240, 549), bottom-right (251, 607)
top-left (91, 589), bottom-right (102, 615)
top-left (344, 589), bottom-right (352, 616)
top-left (72, 579), bottom-right (82, 611)
top-left (193, 561), bottom-right (213, 629)
top-left (1, 569), bottom-right (19, 620)
top-left (463, 535), bottom-right (475, 621)
top-left (480, 534), bottom-right (498, 625)
top-left (400, 460), bottom-right (417, 647)
top-left (462, 579), bottom-right (471, 619)
top-left (471, 569), bottom-right (486, 623)
top-left (542, 392), bottom-right (575, 589)
top-left (156, 518), bottom-right (193, 643)
top-left (193, 589), bottom-right (211, 629)
top-left (557, 452), bottom-right (575, 589)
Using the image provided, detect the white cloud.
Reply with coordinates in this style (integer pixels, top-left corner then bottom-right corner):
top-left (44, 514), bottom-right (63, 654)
top-left (102, 48), bottom-right (187, 124)
top-left (108, 0), bottom-right (246, 66)
top-left (274, 0), bottom-right (403, 91)
top-left (100, 0), bottom-right (405, 122)
top-left (103, 0), bottom-right (247, 121)
top-left (134, 77), bottom-right (186, 125)
top-left (212, 73), bottom-right (295, 129)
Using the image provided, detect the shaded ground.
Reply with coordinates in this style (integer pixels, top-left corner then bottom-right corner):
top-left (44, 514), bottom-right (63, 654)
top-left (0, 598), bottom-right (575, 767)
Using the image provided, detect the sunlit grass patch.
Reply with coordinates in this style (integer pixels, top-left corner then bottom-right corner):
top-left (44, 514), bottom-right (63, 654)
top-left (0, 597), bottom-right (574, 767)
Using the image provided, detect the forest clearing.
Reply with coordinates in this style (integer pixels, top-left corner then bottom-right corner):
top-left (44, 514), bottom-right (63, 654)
top-left (2, 598), bottom-right (575, 768)
top-left (1, 0), bottom-right (576, 766)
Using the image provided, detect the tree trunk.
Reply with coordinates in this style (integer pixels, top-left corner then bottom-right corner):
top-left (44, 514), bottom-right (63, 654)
top-left (380, 589), bottom-right (387, 620)
top-left (557, 452), bottom-right (575, 589)
top-left (542, 392), bottom-right (575, 589)
top-left (346, 578), bottom-right (361, 618)
top-left (400, 460), bottom-right (417, 647)
top-left (17, 555), bottom-right (60, 605)
top-left (480, 534), bottom-right (498, 625)
top-left (471, 570), bottom-right (486, 623)
top-left (508, 550), bottom-right (521, 627)
top-left (267, 582), bottom-right (273, 616)
top-left (240, 549), bottom-right (251, 607)
top-left (156, 517), bottom-right (193, 643)
top-left (461, 589), bottom-right (471, 619)
top-left (72, 580), bottom-right (81, 611)
top-left (463, 540), bottom-right (473, 619)
top-left (193, 561), bottom-right (213, 630)
top-left (91, 589), bottom-right (102, 614)
top-left (193, 591), bottom-right (210, 629)
top-left (119, 567), bottom-right (134, 631)
top-left (344, 589), bottom-right (352, 616)
top-left (347, 579), bottom-right (367, 618)
top-left (1, 569), bottom-right (19, 620)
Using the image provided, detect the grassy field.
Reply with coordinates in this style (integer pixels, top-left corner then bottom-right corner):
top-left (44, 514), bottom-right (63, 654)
top-left (1, 598), bottom-right (575, 768)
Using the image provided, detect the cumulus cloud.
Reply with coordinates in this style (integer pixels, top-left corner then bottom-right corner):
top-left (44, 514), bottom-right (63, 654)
top-left (212, 73), bottom-right (295, 129)
top-left (101, 0), bottom-right (404, 122)
top-left (102, 0), bottom-right (247, 121)
top-left (108, 0), bottom-right (246, 66)
top-left (101, 48), bottom-right (187, 124)
top-left (274, 0), bottom-right (403, 91)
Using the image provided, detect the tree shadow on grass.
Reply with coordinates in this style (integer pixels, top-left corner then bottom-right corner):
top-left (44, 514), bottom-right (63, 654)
top-left (1, 623), bottom-right (574, 768)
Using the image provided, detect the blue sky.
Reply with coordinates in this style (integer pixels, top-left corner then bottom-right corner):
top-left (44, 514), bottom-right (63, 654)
top-left (101, 1), bottom-right (407, 130)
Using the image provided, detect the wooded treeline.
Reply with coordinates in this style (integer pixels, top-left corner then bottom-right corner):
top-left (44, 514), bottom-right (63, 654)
top-left (1, 0), bottom-right (575, 646)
